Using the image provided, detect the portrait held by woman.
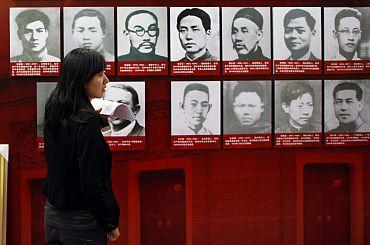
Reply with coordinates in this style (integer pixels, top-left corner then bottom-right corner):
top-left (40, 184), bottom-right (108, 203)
top-left (43, 48), bottom-right (120, 244)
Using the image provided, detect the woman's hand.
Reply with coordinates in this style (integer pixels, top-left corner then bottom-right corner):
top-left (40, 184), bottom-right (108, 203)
top-left (107, 228), bottom-right (120, 241)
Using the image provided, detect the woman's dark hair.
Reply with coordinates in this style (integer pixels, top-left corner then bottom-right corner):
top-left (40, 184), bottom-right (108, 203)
top-left (44, 48), bottom-right (106, 134)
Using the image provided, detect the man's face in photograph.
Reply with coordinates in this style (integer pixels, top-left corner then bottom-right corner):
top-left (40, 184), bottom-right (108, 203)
top-left (104, 87), bottom-right (136, 126)
top-left (335, 17), bottom-right (361, 54)
top-left (73, 16), bottom-right (105, 50)
top-left (233, 92), bottom-right (264, 126)
top-left (283, 93), bottom-right (313, 127)
top-left (178, 15), bottom-right (210, 54)
top-left (181, 90), bottom-right (211, 129)
top-left (231, 18), bottom-right (262, 56)
top-left (126, 13), bottom-right (159, 54)
top-left (19, 20), bottom-right (48, 53)
top-left (334, 89), bottom-right (363, 124)
top-left (284, 17), bottom-right (313, 54)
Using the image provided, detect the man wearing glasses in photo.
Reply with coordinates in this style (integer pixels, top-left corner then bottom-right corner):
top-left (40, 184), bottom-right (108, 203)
top-left (118, 9), bottom-right (167, 61)
top-left (331, 8), bottom-right (363, 61)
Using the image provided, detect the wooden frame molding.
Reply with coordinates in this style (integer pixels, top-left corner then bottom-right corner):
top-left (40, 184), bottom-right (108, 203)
top-left (0, 149), bottom-right (8, 245)
top-left (296, 152), bottom-right (364, 245)
top-left (127, 157), bottom-right (192, 245)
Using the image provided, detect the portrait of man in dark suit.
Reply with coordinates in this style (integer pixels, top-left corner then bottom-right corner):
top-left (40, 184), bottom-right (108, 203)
top-left (329, 82), bottom-right (370, 132)
top-left (176, 8), bottom-right (217, 61)
top-left (231, 8), bottom-right (269, 61)
top-left (102, 84), bottom-right (145, 136)
top-left (283, 9), bottom-right (319, 60)
top-left (331, 8), bottom-right (363, 61)
top-left (118, 9), bottom-right (166, 62)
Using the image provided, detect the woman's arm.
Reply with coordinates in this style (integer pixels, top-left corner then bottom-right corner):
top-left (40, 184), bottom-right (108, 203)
top-left (77, 115), bottom-right (120, 232)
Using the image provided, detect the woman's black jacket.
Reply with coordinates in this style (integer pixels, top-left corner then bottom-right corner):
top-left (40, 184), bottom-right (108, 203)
top-left (42, 108), bottom-right (120, 232)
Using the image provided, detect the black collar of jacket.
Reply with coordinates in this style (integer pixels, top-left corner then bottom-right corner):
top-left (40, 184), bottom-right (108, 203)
top-left (70, 100), bottom-right (98, 124)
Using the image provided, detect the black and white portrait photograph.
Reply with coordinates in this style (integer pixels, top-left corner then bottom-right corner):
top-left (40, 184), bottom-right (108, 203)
top-left (325, 80), bottom-right (370, 133)
top-left (275, 80), bottom-right (322, 133)
top-left (170, 7), bottom-right (220, 62)
top-left (222, 7), bottom-right (271, 61)
top-left (37, 82), bottom-right (57, 137)
top-left (117, 7), bottom-right (167, 62)
top-left (171, 81), bottom-right (220, 136)
top-left (324, 7), bottom-right (370, 61)
top-left (10, 8), bottom-right (60, 62)
top-left (91, 82), bottom-right (145, 137)
top-left (223, 81), bottom-right (271, 134)
top-left (273, 7), bottom-right (321, 61)
top-left (64, 7), bottom-right (115, 62)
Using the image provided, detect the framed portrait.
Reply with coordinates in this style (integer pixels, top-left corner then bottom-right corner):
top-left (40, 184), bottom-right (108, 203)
top-left (273, 7), bottom-right (322, 74)
top-left (222, 7), bottom-right (271, 61)
top-left (64, 7), bottom-right (115, 75)
top-left (275, 80), bottom-right (322, 147)
top-left (324, 80), bottom-right (370, 145)
top-left (223, 80), bottom-right (272, 134)
top-left (170, 7), bottom-right (220, 62)
top-left (91, 81), bottom-right (146, 150)
top-left (9, 8), bottom-right (60, 76)
top-left (222, 7), bottom-right (271, 74)
top-left (37, 82), bottom-right (56, 150)
top-left (325, 80), bottom-right (370, 132)
top-left (170, 7), bottom-right (220, 75)
top-left (116, 7), bottom-right (168, 75)
top-left (171, 81), bottom-right (221, 149)
top-left (117, 7), bottom-right (167, 60)
top-left (324, 7), bottom-right (370, 74)
top-left (324, 7), bottom-right (370, 61)
top-left (223, 80), bottom-right (272, 148)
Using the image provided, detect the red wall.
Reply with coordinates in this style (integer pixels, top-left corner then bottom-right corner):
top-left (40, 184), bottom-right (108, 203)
top-left (1, 0), bottom-right (369, 244)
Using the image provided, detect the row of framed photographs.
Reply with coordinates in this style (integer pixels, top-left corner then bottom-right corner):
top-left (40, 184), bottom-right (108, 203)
top-left (9, 6), bottom-right (370, 76)
top-left (37, 80), bottom-right (370, 150)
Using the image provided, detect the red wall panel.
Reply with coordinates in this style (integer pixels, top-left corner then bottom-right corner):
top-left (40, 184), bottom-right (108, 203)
top-left (363, 150), bottom-right (370, 244)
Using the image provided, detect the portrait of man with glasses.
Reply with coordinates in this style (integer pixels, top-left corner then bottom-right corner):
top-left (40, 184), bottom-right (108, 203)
top-left (117, 8), bottom-right (167, 61)
top-left (325, 8), bottom-right (364, 61)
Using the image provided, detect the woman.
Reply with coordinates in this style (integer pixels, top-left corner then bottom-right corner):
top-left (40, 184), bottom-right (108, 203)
top-left (43, 48), bottom-right (120, 244)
